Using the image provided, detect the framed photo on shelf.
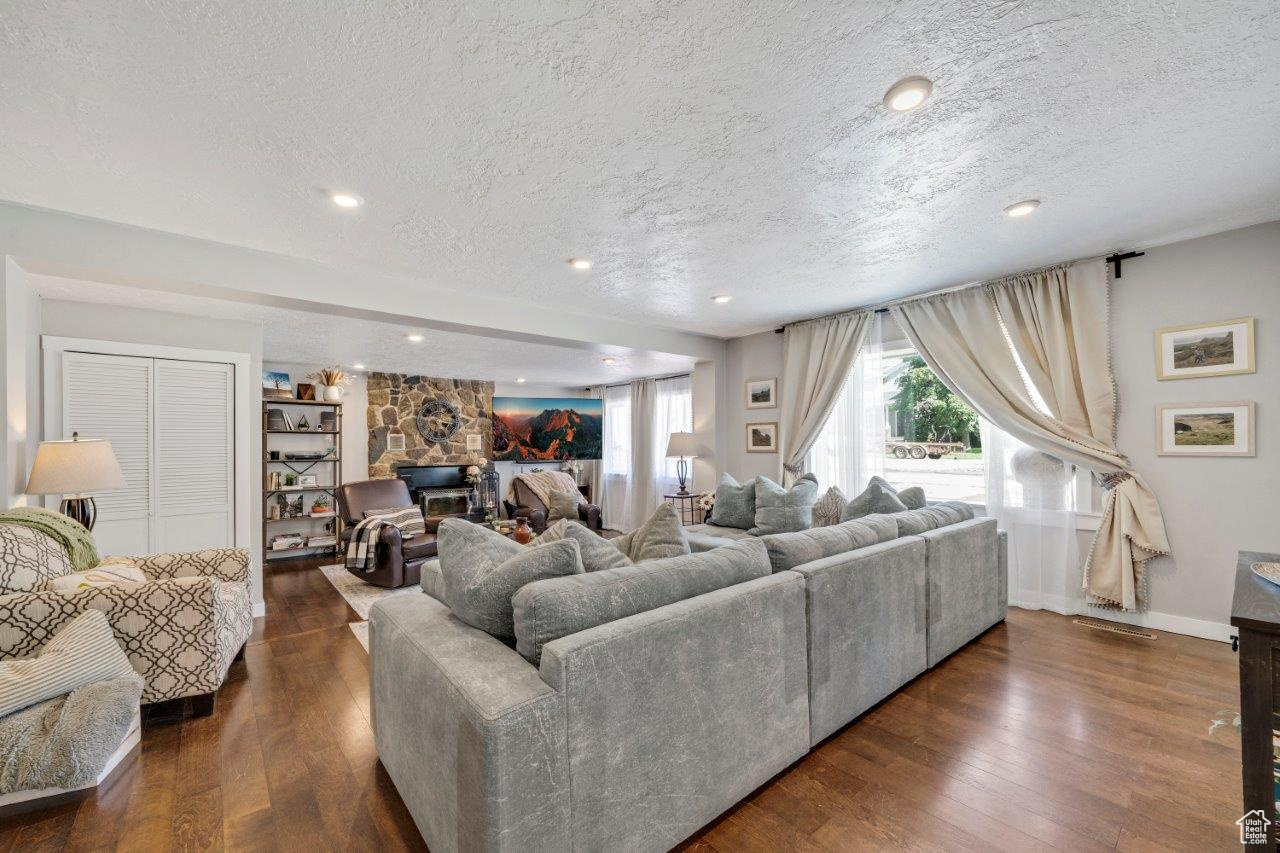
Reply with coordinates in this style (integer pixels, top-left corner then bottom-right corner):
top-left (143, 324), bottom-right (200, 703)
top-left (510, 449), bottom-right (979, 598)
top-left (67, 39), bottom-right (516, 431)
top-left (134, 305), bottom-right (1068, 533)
top-left (746, 421), bottom-right (778, 453)
top-left (1156, 402), bottom-right (1254, 456)
top-left (297, 474), bottom-right (319, 488)
top-left (1154, 318), bottom-right (1255, 380)
top-left (746, 378), bottom-right (777, 409)
top-left (296, 382), bottom-right (316, 401)
top-left (263, 371), bottom-right (293, 398)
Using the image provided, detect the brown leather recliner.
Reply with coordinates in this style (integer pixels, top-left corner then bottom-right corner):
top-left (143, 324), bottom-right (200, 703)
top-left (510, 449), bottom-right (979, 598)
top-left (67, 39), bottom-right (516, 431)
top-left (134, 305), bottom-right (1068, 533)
top-left (503, 478), bottom-right (603, 534)
top-left (336, 479), bottom-right (437, 589)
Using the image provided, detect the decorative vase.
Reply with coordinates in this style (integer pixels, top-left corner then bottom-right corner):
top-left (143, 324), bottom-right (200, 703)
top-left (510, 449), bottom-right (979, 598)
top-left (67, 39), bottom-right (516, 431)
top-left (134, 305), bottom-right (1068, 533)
top-left (512, 518), bottom-right (534, 545)
top-left (313, 384), bottom-right (329, 400)
top-left (324, 385), bottom-right (343, 402)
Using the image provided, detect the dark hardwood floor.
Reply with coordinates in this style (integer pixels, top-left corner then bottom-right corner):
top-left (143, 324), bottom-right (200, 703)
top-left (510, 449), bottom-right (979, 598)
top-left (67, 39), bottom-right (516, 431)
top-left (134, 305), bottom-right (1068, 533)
top-left (1, 557), bottom-right (1242, 851)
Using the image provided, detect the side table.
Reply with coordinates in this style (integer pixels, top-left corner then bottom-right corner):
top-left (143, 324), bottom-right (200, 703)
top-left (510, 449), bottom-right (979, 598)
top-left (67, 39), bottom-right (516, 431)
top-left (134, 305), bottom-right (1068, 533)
top-left (664, 493), bottom-right (703, 526)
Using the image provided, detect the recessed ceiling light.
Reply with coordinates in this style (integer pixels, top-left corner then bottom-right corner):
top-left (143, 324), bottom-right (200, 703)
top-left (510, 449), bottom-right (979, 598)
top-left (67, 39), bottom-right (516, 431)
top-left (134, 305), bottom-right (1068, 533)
top-left (882, 76), bottom-right (933, 112)
top-left (601, 357), bottom-right (617, 365)
top-left (353, 363), bottom-right (366, 370)
top-left (516, 377), bottom-right (526, 383)
top-left (711, 294), bottom-right (732, 304)
top-left (406, 333), bottom-right (424, 343)
top-left (568, 258), bottom-right (592, 270)
top-left (330, 191), bottom-right (364, 209)
top-left (1004, 199), bottom-right (1041, 217)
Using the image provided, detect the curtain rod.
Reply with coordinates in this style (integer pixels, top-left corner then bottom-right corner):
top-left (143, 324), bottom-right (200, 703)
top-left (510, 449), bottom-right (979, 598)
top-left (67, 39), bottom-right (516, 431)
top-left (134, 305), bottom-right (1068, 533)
top-left (773, 250), bottom-right (1144, 332)
top-left (585, 370), bottom-right (692, 392)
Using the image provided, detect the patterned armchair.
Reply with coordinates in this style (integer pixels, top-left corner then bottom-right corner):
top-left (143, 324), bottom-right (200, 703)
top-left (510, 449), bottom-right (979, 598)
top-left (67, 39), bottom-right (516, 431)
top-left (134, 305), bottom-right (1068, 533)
top-left (0, 536), bottom-right (253, 713)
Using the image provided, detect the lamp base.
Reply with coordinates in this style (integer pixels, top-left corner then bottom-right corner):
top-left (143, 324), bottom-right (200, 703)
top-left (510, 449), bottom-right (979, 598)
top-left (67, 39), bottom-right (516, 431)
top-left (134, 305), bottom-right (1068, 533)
top-left (675, 457), bottom-right (690, 495)
top-left (59, 497), bottom-right (97, 531)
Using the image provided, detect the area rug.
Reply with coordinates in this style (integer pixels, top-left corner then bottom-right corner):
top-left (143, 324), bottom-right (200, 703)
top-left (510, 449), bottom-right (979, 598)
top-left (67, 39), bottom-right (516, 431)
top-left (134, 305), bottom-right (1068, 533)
top-left (320, 564), bottom-right (420, 652)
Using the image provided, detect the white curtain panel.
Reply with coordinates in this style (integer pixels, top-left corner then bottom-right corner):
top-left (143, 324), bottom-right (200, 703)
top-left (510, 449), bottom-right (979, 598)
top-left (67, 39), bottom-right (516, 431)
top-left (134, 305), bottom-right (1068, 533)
top-left (600, 384), bottom-right (632, 530)
top-left (586, 385), bottom-right (607, 520)
top-left (892, 259), bottom-right (1169, 611)
top-left (982, 421), bottom-right (1079, 613)
top-left (626, 379), bottom-right (658, 531)
top-left (806, 312), bottom-right (887, 495)
top-left (780, 311), bottom-right (873, 484)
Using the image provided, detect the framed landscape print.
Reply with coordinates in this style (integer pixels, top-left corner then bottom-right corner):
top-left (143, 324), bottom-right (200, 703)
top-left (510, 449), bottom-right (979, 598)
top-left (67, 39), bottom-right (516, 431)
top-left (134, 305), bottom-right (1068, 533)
top-left (746, 378), bottom-right (777, 409)
top-left (1156, 402), bottom-right (1254, 456)
top-left (1155, 318), bottom-right (1255, 380)
top-left (746, 421), bottom-right (778, 453)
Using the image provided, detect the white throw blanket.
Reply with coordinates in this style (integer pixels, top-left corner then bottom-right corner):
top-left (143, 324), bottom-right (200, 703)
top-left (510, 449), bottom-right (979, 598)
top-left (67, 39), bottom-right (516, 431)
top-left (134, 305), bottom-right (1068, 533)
top-left (506, 471), bottom-right (583, 509)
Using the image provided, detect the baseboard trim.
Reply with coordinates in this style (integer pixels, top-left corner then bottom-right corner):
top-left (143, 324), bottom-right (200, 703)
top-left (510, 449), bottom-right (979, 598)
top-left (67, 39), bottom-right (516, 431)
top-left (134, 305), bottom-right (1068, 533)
top-left (1010, 599), bottom-right (1233, 644)
top-left (252, 602), bottom-right (266, 618)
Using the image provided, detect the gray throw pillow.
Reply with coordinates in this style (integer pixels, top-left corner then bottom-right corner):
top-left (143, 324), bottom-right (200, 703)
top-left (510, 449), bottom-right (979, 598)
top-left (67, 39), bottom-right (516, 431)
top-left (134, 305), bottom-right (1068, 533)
top-left (841, 481), bottom-right (908, 521)
top-left (546, 490), bottom-right (583, 522)
top-left (869, 475), bottom-right (926, 510)
top-left (707, 473), bottom-right (755, 529)
top-left (749, 474), bottom-right (819, 535)
top-left (538, 520), bottom-right (633, 572)
top-left (612, 503), bottom-right (690, 562)
top-left (437, 519), bottom-right (584, 638)
top-left (811, 486), bottom-right (846, 528)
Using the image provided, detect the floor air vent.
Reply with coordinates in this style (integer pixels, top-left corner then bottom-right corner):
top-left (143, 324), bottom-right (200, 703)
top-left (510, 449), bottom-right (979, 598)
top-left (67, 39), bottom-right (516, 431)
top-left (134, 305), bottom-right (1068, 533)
top-left (1072, 619), bottom-right (1157, 640)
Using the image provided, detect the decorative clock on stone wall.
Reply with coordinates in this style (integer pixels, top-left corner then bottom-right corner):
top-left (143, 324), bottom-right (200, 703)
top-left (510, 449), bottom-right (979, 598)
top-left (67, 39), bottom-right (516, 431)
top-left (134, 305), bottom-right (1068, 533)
top-left (417, 399), bottom-right (463, 443)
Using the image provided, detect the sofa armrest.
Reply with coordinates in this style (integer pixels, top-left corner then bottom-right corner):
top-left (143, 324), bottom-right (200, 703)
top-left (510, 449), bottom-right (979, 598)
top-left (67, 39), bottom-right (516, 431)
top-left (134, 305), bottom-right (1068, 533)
top-left (576, 502), bottom-right (602, 531)
top-left (368, 594), bottom-right (569, 853)
top-left (128, 548), bottom-right (250, 586)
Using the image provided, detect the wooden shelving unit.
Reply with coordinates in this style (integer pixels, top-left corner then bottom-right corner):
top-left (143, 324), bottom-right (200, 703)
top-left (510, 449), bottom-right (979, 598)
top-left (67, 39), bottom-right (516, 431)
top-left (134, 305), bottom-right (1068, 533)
top-left (262, 399), bottom-right (343, 565)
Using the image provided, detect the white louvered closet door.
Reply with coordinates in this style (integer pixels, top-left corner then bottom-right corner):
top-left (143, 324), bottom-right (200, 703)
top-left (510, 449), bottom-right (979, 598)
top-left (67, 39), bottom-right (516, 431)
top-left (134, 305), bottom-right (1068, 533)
top-left (62, 352), bottom-right (153, 556)
top-left (153, 359), bottom-right (234, 552)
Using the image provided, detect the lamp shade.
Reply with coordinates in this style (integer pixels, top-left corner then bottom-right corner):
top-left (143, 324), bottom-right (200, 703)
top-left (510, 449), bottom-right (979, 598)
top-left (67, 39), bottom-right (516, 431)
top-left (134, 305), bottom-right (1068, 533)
top-left (665, 432), bottom-right (702, 458)
top-left (25, 437), bottom-right (125, 496)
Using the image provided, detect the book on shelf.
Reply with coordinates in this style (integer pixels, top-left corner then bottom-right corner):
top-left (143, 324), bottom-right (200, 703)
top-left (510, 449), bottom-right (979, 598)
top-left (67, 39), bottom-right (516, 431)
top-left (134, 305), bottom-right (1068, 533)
top-left (307, 535), bottom-right (337, 548)
top-left (269, 533), bottom-right (305, 551)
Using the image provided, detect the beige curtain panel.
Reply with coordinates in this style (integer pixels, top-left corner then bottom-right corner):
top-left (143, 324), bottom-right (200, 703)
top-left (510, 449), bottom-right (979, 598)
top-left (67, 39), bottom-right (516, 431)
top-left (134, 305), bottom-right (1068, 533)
top-left (892, 259), bottom-right (1168, 611)
top-left (780, 311), bottom-right (872, 483)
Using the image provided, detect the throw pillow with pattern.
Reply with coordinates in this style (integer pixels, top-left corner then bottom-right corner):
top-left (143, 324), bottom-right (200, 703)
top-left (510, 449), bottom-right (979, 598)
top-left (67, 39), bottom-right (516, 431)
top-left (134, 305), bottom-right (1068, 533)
top-left (0, 609), bottom-right (135, 718)
top-left (0, 524), bottom-right (73, 594)
top-left (749, 474), bottom-right (820, 535)
top-left (707, 473), bottom-right (756, 530)
top-left (363, 506), bottom-right (427, 538)
top-left (811, 486), bottom-right (847, 528)
top-left (546, 490), bottom-right (583, 522)
top-left (612, 503), bottom-right (690, 562)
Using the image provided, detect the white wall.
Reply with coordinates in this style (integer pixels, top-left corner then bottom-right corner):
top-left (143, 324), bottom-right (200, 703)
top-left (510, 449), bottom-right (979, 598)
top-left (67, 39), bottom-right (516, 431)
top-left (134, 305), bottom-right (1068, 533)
top-left (1104, 221), bottom-right (1280, 636)
top-left (723, 330), bottom-right (785, 483)
top-left (1, 258), bottom-right (41, 506)
top-left (40, 298), bottom-right (266, 608)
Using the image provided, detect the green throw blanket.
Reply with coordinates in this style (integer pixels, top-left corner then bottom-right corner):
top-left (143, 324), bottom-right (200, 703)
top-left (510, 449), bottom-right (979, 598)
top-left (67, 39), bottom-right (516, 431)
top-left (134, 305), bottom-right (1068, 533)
top-left (0, 507), bottom-right (99, 571)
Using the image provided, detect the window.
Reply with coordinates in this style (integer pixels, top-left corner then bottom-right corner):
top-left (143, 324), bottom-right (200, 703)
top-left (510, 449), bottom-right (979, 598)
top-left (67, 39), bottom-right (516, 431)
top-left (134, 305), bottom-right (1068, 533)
top-left (808, 315), bottom-right (985, 503)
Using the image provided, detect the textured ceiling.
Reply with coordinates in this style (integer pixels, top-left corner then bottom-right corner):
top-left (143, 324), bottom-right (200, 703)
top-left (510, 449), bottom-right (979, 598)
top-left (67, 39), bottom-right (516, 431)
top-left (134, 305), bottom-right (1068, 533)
top-left (3, 1), bottom-right (1279, 337)
top-left (31, 275), bottom-right (695, 385)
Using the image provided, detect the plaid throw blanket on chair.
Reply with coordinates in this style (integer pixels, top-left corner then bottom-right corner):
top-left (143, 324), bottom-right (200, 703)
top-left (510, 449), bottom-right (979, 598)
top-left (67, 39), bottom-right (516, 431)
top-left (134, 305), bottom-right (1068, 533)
top-left (345, 508), bottom-right (424, 572)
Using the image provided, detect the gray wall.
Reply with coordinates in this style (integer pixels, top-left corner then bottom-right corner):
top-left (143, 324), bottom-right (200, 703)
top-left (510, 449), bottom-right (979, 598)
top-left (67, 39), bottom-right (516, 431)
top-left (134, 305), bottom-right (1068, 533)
top-left (1110, 221), bottom-right (1279, 628)
top-left (41, 299), bottom-right (265, 605)
top-left (724, 330), bottom-right (784, 483)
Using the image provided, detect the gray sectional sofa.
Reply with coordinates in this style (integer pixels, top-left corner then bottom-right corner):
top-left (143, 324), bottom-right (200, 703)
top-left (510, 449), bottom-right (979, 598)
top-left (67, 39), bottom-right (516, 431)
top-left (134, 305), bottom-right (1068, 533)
top-left (370, 504), bottom-right (1007, 852)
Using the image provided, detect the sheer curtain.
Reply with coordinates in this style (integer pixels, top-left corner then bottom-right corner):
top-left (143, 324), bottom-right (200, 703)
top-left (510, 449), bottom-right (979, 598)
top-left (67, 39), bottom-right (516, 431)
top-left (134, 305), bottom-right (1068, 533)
top-left (599, 384), bottom-right (632, 530)
top-left (807, 312), bottom-right (887, 495)
top-left (983, 422), bottom-right (1079, 613)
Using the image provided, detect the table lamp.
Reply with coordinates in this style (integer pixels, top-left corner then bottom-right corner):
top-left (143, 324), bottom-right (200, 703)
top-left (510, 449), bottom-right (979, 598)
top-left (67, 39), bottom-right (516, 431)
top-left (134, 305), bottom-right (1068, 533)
top-left (25, 433), bottom-right (125, 530)
top-left (665, 432), bottom-right (701, 495)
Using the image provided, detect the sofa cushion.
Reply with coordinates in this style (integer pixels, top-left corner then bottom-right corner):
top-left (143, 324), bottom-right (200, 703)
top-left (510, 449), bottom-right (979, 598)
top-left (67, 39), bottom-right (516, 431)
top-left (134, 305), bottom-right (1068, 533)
top-left (683, 523), bottom-right (756, 553)
top-left (707, 474), bottom-right (755, 529)
top-left (811, 486), bottom-right (846, 528)
top-left (750, 474), bottom-right (819, 535)
top-left (539, 521), bottom-right (633, 572)
top-left (760, 515), bottom-right (900, 571)
top-left (612, 503), bottom-right (689, 562)
top-left (546, 490), bottom-right (584, 522)
top-left (437, 519), bottom-right (584, 638)
top-left (0, 524), bottom-right (73, 594)
top-left (0, 609), bottom-right (135, 718)
top-left (512, 539), bottom-right (771, 664)
top-left (870, 476), bottom-right (926, 510)
top-left (47, 560), bottom-right (147, 593)
top-left (892, 501), bottom-right (976, 536)
top-left (420, 558), bottom-right (445, 602)
top-left (840, 481), bottom-right (908, 521)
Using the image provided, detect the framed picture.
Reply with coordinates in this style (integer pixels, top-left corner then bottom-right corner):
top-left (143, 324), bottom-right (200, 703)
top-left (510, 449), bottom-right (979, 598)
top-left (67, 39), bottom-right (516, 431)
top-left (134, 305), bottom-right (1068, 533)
top-left (746, 421), bottom-right (778, 453)
top-left (746, 378), bottom-right (777, 409)
top-left (263, 370), bottom-right (293, 398)
top-left (297, 474), bottom-right (319, 487)
top-left (1154, 318), bottom-right (1255, 380)
top-left (296, 382), bottom-right (316, 401)
top-left (1156, 402), bottom-right (1254, 456)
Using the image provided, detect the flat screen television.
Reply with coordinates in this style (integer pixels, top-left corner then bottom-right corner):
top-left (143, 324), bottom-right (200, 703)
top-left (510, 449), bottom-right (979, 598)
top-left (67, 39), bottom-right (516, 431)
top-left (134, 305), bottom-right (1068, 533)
top-left (492, 396), bottom-right (603, 462)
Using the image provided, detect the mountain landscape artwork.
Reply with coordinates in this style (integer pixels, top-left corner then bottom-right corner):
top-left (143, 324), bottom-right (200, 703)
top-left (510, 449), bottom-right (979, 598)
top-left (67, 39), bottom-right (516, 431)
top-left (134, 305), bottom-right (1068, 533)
top-left (492, 396), bottom-right (603, 461)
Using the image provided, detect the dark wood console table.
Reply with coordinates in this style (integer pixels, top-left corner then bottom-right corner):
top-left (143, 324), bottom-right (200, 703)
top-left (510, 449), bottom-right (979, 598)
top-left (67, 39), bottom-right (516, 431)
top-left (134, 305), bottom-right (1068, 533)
top-left (1231, 549), bottom-right (1280, 850)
